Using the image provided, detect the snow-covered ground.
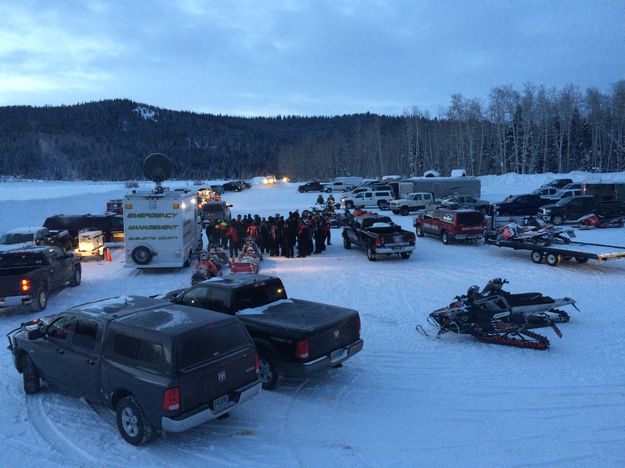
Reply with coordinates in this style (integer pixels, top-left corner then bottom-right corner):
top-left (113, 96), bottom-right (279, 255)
top-left (1, 172), bottom-right (625, 467)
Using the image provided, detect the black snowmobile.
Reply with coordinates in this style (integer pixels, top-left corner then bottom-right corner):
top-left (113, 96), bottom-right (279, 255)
top-left (420, 278), bottom-right (578, 350)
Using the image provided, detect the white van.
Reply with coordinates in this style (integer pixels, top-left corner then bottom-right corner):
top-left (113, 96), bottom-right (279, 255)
top-left (124, 189), bottom-right (201, 268)
top-left (342, 190), bottom-right (393, 209)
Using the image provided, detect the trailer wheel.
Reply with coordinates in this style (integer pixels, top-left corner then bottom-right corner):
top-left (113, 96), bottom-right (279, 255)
top-left (531, 251), bottom-right (543, 263)
top-left (575, 256), bottom-right (589, 263)
top-left (131, 246), bottom-right (152, 265)
top-left (546, 253), bottom-right (561, 267)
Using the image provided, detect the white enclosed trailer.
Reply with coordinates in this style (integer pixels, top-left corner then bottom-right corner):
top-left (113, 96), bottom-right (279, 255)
top-left (399, 176), bottom-right (481, 200)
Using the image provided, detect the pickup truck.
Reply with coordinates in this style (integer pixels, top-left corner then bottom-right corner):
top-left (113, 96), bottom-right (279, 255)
top-left (439, 194), bottom-right (490, 213)
top-left (162, 274), bottom-right (363, 390)
top-left (44, 214), bottom-right (125, 244)
top-left (389, 192), bottom-right (434, 215)
top-left (538, 195), bottom-right (625, 225)
top-left (342, 214), bottom-right (416, 261)
top-left (0, 226), bottom-right (73, 252)
top-left (0, 246), bottom-right (81, 311)
top-left (298, 181), bottom-right (325, 193)
top-left (414, 208), bottom-right (485, 244)
top-left (7, 296), bottom-right (261, 445)
top-left (341, 190), bottom-right (393, 209)
top-left (491, 194), bottom-right (551, 216)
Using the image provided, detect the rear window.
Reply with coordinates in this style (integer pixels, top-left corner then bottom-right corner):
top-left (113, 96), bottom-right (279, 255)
top-left (0, 252), bottom-right (47, 267)
top-left (177, 323), bottom-right (250, 371)
top-left (231, 279), bottom-right (287, 311)
top-left (457, 212), bottom-right (484, 225)
top-left (0, 233), bottom-right (33, 244)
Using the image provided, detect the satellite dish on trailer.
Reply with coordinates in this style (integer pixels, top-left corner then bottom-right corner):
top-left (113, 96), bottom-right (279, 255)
top-left (143, 153), bottom-right (172, 193)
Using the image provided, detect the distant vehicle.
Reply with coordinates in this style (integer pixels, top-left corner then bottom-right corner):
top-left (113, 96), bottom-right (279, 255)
top-left (341, 184), bottom-right (392, 200)
top-left (222, 181), bottom-right (242, 192)
top-left (399, 176), bottom-right (481, 199)
top-left (325, 181), bottom-right (355, 193)
top-left (544, 178), bottom-right (573, 189)
top-left (298, 181), bottom-right (325, 193)
top-left (263, 175), bottom-right (277, 184)
top-left (579, 182), bottom-right (625, 202)
top-left (7, 296), bottom-right (261, 445)
top-left (199, 201), bottom-right (232, 223)
top-left (532, 186), bottom-right (559, 197)
top-left (439, 194), bottom-right (490, 213)
top-left (162, 274), bottom-right (363, 390)
top-left (44, 214), bottom-right (124, 244)
top-left (341, 190), bottom-right (393, 209)
top-left (549, 188), bottom-right (582, 201)
top-left (75, 230), bottom-right (105, 260)
top-left (0, 227), bottom-right (72, 252)
top-left (414, 208), bottom-right (485, 244)
top-left (210, 184), bottom-right (224, 195)
top-left (106, 199), bottom-right (123, 215)
top-left (389, 192), bottom-right (435, 215)
top-left (334, 176), bottom-right (364, 187)
top-left (0, 246), bottom-right (81, 311)
top-left (538, 195), bottom-right (625, 225)
top-left (342, 214), bottom-right (416, 261)
top-left (491, 194), bottom-right (551, 217)
top-left (561, 182), bottom-right (582, 191)
top-left (124, 181), bottom-right (140, 189)
top-left (450, 169), bottom-right (467, 177)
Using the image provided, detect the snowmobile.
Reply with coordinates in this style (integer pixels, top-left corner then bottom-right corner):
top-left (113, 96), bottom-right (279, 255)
top-left (575, 213), bottom-right (625, 229)
top-left (420, 278), bottom-right (577, 350)
top-left (207, 245), bottom-right (230, 270)
top-left (191, 253), bottom-right (219, 284)
top-left (231, 239), bottom-right (262, 274)
top-left (496, 220), bottom-right (574, 246)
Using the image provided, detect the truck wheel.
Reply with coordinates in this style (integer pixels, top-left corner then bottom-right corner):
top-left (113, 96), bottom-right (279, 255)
top-left (345, 201), bottom-right (354, 209)
top-left (258, 350), bottom-right (284, 390)
top-left (400, 206), bottom-right (409, 216)
top-left (343, 236), bottom-right (351, 249)
top-left (575, 256), bottom-right (589, 263)
top-left (22, 354), bottom-right (41, 395)
top-left (31, 287), bottom-right (48, 312)
top-left (116, 396), bottom-right (153, 446)
top-left (546, 253), bottom-right (561, 267)
top-left (551, 215), bottom-right (565, 225)
top-left (69, 266), bottom-right (81, 287)
top-left (131, 246), bottom-right (152, 265)
top-left (366, 247), bottom-right (377, 261)
top-left (183, 250), bottom-right (192, 268)
top-left (531, 251), bottom-right (543, 263)
top-left (326, 188), bottom-right (332, 193)
top-left (441, 231), bottom-right (449, 245)
top-left (416, 225), bottom-right (424, 237)
top-left (400, 252), bottom-right (411, 259)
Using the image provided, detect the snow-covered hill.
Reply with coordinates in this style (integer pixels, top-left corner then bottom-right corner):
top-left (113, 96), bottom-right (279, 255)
top-left (0, 172), bottom-right (624, 467)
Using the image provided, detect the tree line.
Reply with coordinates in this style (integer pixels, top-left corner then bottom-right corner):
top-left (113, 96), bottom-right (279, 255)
top-left (0, 81), bottom-right (623, 181)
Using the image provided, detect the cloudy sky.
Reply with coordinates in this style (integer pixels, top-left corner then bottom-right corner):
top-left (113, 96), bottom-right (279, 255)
top-left (0, 0), bottom-right (623, 116)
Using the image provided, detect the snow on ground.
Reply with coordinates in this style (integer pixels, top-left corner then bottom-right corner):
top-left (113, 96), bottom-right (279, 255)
top-left (1, 173), bottom-right (625, 467)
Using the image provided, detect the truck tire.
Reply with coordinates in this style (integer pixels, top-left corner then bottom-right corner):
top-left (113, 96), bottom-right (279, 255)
top-left (345, 201), bottom-right (354, 209)
top-left (551, 215), bottom-right (565, 225)
top-left (325, 188), bottom-right (332, 193)
top-left (22, 354), bottom-right (41, 395)
top-left (31, 287), bottom-right (48, 312)
top-left (531, 251), bottom-right (543, 263)
top-left (400, 252), bottom-right (411, 259)
top-left (258, 350), bottom-right (284, 390)
top-left (343, 236), bottom-right (351, 249)
top-left (441, 231), bottom-right (449, 245)
top-left (416, 225), bottom-right (424, 237)
top-left (366, 246), bottom-right (377, 261)
top-left (116, 396), bottom-right (154, 446)
top-left (575, 256), bottom-right (589, 263)
top-left (183, 250), bottom-right (192, 268)
top-left (131, 246), bottom-right (152, 265)
top-left (400, 206), bottom-right (409, 216)
top-left (69, 266), bottom-right (81, 287)
top-left (546, 253), bottom-right (561, 267)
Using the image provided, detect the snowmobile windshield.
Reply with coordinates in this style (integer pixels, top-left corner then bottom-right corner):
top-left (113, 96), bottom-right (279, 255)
top-left (0, 233), bottom-right (33, 244)
top-left (457, 212), bottom-right (483, 225)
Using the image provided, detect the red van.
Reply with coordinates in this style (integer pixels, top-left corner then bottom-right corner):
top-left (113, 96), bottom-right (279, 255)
top-left (413, 208), bottom-right (485, 244)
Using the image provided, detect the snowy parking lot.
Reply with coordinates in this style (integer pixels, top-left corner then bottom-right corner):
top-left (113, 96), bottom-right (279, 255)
top-left (1, 173), bottom-right (624, 467)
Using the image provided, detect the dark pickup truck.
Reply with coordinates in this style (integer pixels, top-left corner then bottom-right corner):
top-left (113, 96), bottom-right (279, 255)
top-left (491, 194), bottom-right (551, 216)
top-left (162, 274), bottom-right (364, 390)
top-left (0, 226), bottom-right (73, 252)
top-left (538, 195), bottom-right (625, 225)
top-left (342, 214), bottom-right (416, 261)
top-left (7, 296), bottom-right (261, 445)
top-left (44, 214), bottom-right (125, 245)
top-left (0, 246), bottom-right (81, 311)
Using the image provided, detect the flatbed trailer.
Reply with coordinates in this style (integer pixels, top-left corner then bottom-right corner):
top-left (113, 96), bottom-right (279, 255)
top-left (486, 237), bottom-right (625, 266)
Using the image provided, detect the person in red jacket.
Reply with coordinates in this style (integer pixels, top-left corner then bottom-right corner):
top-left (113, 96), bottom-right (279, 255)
top-left (226, 223), bottom-right (240, 258)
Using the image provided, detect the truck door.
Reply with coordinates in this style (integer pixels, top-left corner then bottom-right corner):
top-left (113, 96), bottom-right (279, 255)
top-left (35, 314), bottom-right (76, 389)
top-left (44, 248), bottom-right (67, 290)
top-left (363, 192), bottom-right (373, 207)
top-left (64, 318), bottom-right (103, 401)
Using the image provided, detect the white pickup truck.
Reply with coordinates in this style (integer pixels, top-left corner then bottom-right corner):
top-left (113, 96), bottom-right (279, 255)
top-left (389, 192), bottom-right (434, 215)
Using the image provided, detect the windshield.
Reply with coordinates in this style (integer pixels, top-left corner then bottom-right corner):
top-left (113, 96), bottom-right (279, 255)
top-left (0, 251), bottom-right (47, 267)
top-left (202, 204), bottom-right (225, 213)
top-left (232, 278), bottom-right (287, 311)
top-left (0, 233), bottom-right (33, 244)
top-left (177, 323), bottom-right (249, 372)
top-left (555, 198), bottom-right (572, 206)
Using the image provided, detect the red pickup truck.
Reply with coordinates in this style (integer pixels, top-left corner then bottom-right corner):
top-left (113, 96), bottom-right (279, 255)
top-left (413, 208), bottom-right (485, 244)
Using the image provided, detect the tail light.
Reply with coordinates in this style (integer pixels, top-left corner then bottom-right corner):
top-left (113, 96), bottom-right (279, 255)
top-left (21, 279), bottom-right (30, 292)
top-left (162, 387), bottom-right (180, 411)
top-left (375, 238), bottom-right (383, 247)
top-left (255, 353), bottom-right (260, 375)
top-left (294, 340), bottom-right (309, 359)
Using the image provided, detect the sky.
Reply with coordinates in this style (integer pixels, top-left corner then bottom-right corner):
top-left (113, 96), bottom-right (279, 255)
top-left (0, 0), bottom-right (623, 117)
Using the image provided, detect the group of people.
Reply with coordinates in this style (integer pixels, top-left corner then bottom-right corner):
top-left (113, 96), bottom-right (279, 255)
top-left (204, 211), bottom-right (333, 259)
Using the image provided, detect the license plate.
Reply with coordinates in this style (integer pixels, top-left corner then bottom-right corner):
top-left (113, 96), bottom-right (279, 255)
top-left (330, 347), bottom-right (348, 363)
top-left (213, 394), bottom-right (230, 411)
